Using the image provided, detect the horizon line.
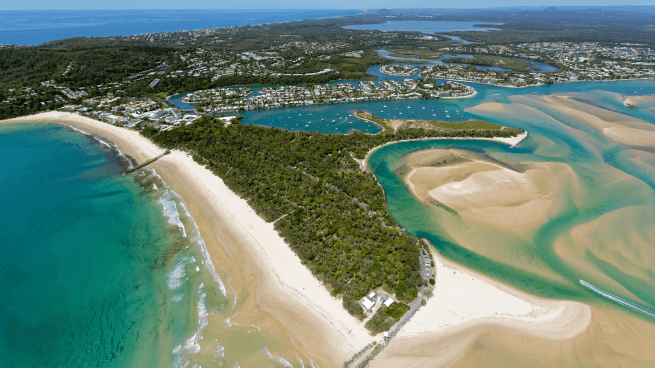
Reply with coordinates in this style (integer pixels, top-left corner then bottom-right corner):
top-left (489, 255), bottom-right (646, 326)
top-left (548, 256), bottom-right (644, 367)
top-left (2, 6), bottom-right (655, 11)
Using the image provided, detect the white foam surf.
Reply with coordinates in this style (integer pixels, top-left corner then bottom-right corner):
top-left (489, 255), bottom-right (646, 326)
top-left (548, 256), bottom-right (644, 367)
top-left (64, 124), bottom-right (134, 170)
top-left (579, 280), bottom-right (655, 319)
top-left (168, 261), bottom-right (187, 290)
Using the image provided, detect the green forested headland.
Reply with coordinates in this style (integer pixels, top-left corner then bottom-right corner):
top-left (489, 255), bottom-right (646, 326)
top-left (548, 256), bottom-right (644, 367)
top-left (142, 115), bottom-right (523, 321)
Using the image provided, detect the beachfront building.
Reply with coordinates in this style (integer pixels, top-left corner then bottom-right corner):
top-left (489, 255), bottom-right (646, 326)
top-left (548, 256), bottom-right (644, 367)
top-left (362, 297), bottom-right (375, 312)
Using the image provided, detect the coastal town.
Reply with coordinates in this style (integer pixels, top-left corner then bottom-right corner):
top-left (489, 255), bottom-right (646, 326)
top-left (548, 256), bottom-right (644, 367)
top-left (380, 41), bottom-right (655, 87)
top-left (2, 36), bottom-right (653, 125)
top-left (180, 79), bottom-right (473, 114)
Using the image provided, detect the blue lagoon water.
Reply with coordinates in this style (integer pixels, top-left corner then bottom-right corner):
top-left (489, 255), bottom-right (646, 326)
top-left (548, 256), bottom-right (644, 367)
top-left (0, 9), bottom-right (361, 45)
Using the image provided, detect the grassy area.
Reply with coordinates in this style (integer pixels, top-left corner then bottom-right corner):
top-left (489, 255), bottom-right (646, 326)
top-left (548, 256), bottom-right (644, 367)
top-left (354, 111), bottom-right (394, 133)
top-left (416, 119), bottom-right (506, 130)
top-left (355, 111), bottom-right (525, 136)
top-left (446, 55), bottom-right (534, 72)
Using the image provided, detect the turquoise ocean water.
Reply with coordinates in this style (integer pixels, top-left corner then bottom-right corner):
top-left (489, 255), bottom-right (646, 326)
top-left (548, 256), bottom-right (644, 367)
top-left (0, 123), bottom-right (234, 367)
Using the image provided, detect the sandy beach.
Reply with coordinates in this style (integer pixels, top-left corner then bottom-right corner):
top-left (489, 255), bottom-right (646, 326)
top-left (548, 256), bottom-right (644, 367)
top-left (362, 131), bottom-right (528, 172)
top-left (2, 112), bottom-right (374, 366)
top-left (2, 111), bottom-right (592, 367)
top-left (370, 248), bottom-right (591, 367)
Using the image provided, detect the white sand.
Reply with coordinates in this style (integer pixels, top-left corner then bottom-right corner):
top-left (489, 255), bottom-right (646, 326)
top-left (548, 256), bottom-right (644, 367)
top-left (401, 249), bottom-right (591, 339)
top-left (369, 248), bottom-right (592, 367)
top-left (363, 132), bottom-right (528, 172)
top-left (2, 112), bottom-right (165, 161)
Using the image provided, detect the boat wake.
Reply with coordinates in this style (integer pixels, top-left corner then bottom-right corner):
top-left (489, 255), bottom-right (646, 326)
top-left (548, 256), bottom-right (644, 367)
top-left (579, 280), bottom-right (655, 319)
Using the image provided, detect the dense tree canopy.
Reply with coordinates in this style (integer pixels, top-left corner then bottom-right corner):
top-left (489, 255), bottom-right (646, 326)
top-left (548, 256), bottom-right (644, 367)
top-left (144, 116), bottom-right (522, 319)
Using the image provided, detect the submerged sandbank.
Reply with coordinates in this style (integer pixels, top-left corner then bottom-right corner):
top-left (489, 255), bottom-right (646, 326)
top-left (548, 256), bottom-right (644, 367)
top-left (492, 93), bottom-right (655, 148)
top-left (398, 148), bottom-right (578, 239)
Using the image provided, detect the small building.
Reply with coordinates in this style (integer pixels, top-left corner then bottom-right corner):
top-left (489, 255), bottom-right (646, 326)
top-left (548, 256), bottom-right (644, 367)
top-left (384, 298), bottom-right (394, 308)
top-left (362, 297), bottom-right (375, 311)
top-left (383, 332), bottom-right (389, 339)
top-left (368, 291), bottom-right (376, 300)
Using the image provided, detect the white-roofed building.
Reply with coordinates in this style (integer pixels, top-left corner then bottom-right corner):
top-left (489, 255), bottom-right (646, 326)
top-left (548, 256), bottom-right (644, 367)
top-left (362, 297), bottom-right (375, 311)
top-left (368, 291), bottom-right (376, 299)
top-left (384, 298), bottom-right (394, 308)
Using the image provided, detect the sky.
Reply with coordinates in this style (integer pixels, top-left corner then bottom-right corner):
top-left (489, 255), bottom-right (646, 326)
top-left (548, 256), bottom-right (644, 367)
top-left (2, 0), bottom-right (652, 10)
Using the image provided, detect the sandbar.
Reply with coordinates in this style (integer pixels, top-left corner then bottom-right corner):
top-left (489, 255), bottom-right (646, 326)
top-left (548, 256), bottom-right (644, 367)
top-left (369, 248), bottom-right (591, 367)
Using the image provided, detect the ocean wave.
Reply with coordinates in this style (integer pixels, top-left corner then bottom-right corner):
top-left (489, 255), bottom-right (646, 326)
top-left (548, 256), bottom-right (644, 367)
top-left (156, 189), bottom-right (187, 237)
top-left (168, 261), bottom-right (187, 290)
top-left (143, 168), bottom-right (230, 298)
top-left (175, 197), bottom-right (229, 297)
top-left (64, 124), bottom-right (134, 171)
top-left (209, 339), bottom-right (225, 358)
top-left (262, 346), bottom-right (293, 368)
top-left (183, 332), bottom-right (201, 354)
top-left (197, 284), bottom-right (209, 331)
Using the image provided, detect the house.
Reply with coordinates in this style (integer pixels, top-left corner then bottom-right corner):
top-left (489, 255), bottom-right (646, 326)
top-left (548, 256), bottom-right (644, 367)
top-left (362, 297), bottom-right (375, 311)
top-left (384, 298), bottom-right (394, 308)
